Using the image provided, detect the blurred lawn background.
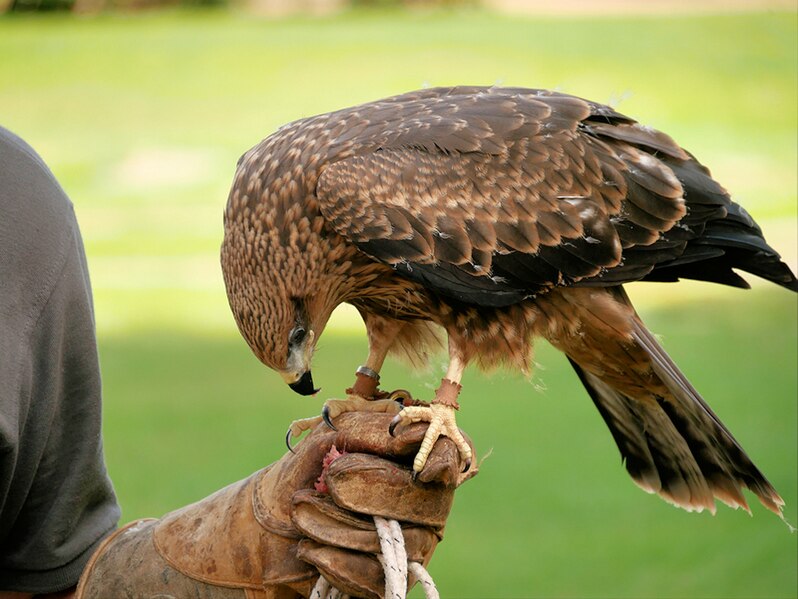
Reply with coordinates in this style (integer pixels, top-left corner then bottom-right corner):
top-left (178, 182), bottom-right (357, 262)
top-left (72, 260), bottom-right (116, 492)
top-left (1, 4), bottom-right (796, 598)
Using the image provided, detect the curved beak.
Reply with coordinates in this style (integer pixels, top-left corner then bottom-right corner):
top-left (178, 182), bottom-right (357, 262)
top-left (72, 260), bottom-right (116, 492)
top-left (287, 371), bottom-right (320, 396)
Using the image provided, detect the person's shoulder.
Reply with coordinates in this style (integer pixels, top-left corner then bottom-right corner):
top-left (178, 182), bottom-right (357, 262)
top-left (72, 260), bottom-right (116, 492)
top-left (0, 125), bottom-right (74, 216)
top-left (0, 125), bottom-right (79, 320)
top-left (0, 125), bottom-right (53, 173)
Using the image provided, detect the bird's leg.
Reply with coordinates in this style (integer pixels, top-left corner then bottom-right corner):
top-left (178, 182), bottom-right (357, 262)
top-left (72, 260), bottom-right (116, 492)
top-left (320, 315), bottom-right (407, 429)
top-left (348, 313), bottom-right (406, 399)
top-left (389, 346), bottom-right (473, 474)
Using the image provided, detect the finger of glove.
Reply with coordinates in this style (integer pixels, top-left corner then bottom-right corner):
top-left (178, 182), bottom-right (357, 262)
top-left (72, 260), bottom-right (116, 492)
top-left (330, 412), bottom-right (427, 457)
top-left (330, 412), bottom-right (476, 485)
top-left (291, 489), bottom-right (438, 560)
top-left (325, 454), bottom-right (454, 528)
top-left (416, 435), bottom-right (475, 486)
top-left (296, 540), bottom-right (383, 599)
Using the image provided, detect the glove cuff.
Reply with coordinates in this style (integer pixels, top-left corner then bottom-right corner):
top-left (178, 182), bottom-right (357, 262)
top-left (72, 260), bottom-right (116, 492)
top-left (152, 467), bottom-right (315, 588)
top-left (77, 468), bottom-right (317, 597)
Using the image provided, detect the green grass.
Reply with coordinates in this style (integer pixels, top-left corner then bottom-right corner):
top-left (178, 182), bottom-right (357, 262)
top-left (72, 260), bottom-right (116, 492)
top-left (1, 7), bottom-right (796, 598)
top-left (98, 290), bottom-right (797, 599)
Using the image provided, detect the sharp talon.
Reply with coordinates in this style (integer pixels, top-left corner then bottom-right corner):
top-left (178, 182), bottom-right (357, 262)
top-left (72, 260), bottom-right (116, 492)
top-left (388, 414), bottom-right (401, 437)
top-left (321, 405), bottom-right (337, 430)
top-left (462, 458), bottom-right (471, 473)
top-left (411, 469), bottom-right (419, 482)
top-left (285, 428), bottom-right (296, 454)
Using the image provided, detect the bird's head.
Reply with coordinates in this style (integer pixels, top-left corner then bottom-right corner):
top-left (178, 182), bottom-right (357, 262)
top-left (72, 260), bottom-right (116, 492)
top-left (221, 210), bottom-right (345, 398)
top-left (221, 141), bottom-right (360, 397)
top-left (227, 282), bottom-right (335, 397)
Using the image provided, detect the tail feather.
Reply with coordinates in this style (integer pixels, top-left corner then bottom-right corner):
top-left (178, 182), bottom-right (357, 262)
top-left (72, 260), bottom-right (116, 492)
top-left (629, 317), bottom-right (784, 515)
top-left (570, 358), bottom-right (719, 513)
top-left (568, 358), bottom-right (660, 492)
top-left (561, 288), bottom-right (784, 517)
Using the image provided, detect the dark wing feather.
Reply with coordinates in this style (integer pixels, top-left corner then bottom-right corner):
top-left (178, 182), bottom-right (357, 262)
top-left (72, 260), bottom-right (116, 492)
top-left (315, 87), bottom-right (797, 303)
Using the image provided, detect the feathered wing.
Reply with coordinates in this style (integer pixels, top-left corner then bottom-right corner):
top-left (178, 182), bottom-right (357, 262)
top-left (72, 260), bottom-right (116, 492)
top-left (316, 87), bottom-right (796, 302)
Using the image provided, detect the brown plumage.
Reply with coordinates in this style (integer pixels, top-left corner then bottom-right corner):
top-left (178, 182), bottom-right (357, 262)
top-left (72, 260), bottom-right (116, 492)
top-left (221, 86), bottom-right (797, 515)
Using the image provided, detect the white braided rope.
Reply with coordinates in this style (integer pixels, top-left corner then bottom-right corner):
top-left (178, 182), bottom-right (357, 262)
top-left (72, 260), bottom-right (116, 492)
top-left (311, 516), bottom-right (439, 599)
top-left (310, 576), bottom-right (332, 598)
top-left (407, 562), bottom-right (439, 599)
top-left (374, 516), bottom-right (407, 598)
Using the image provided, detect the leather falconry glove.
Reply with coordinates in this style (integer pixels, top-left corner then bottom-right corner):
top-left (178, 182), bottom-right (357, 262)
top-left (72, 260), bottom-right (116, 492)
top-left (75, 410), bottom-right (476, 599)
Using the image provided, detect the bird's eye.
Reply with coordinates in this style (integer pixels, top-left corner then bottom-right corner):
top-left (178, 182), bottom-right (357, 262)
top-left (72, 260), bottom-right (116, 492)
top-left (289, 327), bottom-right (306, 346)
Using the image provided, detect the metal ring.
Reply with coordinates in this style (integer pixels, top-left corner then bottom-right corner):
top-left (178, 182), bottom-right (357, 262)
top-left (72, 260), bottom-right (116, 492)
top-left (356, 365), bottom-right (380, 381)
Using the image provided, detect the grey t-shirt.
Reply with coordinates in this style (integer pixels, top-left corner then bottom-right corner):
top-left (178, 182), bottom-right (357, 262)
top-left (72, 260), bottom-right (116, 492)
top-left (0, 126), bottom-right (120, 593)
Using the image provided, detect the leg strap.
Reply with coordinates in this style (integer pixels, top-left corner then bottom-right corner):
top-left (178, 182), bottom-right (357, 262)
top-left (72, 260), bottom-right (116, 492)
top-left (432, 379), bottom-right (461, 410)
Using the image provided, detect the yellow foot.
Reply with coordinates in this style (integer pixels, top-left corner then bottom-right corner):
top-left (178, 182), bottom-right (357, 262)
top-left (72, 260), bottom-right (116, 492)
top-left (321, 395), bottom-right (403, 430)
top-left (285, 415), bottom-right (325, 451)
top-left (388, 403), bottom-right (472, 474)
top-left (286, 395), bottom-right (403, 452)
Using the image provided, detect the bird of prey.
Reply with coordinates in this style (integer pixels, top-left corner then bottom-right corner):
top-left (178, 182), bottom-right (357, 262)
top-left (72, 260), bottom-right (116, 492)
top-left (221, 86), bottom-right (796, 516)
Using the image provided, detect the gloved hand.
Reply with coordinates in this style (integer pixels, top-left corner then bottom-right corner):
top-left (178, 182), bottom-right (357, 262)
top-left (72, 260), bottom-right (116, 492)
top-left (290, 411), bottom-right (477, 598)
top-left (76, 409), bottom-right (476, 599)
